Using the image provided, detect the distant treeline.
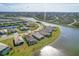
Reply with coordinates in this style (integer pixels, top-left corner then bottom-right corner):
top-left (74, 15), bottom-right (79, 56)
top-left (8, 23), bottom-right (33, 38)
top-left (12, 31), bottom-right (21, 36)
top-left (0, 12), bottom-right (79, 17)
top-left (1, 12), bottom-right (79, 22)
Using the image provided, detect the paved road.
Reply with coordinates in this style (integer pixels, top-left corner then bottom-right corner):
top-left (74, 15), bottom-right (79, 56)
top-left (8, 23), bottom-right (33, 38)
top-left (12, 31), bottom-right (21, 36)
top-left (68, 19), bottom-right (77, 26)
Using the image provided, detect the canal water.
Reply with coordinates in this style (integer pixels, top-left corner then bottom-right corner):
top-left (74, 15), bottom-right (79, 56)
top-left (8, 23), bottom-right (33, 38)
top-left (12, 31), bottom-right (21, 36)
top-left (34, 26), bottom-right (79, 56)
top-left (0, 26), bottom-right (17, 29)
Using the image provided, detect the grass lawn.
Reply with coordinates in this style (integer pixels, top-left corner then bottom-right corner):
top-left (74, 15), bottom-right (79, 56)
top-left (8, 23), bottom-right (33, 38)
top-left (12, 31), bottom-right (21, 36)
top-left (0, 27), bottom-right (60, 56)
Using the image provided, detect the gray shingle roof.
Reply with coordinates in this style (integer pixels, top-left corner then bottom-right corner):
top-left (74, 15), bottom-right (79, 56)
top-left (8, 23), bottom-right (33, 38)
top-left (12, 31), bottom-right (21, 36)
top-left (24, 35), bottom-right (37, 45)
top-left (44, 26), bottom-right (53, 33)
top-left (39, 30), bottom-right (51, 36)
top-left (43, 26), bottom-right (56, 33)
top-left (20, 27), bottom-right (29, 31)
top-left (26, 35), bottom-right (37, 42)
top-left (32, 32), bottom-right (44, 40)
top-left (0, 43), bottom-right (9, 51)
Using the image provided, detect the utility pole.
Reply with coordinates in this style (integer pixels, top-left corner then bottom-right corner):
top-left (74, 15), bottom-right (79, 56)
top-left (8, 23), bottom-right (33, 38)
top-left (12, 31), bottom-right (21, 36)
top-left (44, 12), bottom-right (46, 21)
top-left (44, 4), bottom-right (47, 22)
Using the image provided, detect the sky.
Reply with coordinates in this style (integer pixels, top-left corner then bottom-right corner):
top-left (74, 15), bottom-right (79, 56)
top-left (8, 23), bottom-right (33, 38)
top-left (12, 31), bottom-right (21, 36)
top-left (0, 3), bottom-right (79, 12)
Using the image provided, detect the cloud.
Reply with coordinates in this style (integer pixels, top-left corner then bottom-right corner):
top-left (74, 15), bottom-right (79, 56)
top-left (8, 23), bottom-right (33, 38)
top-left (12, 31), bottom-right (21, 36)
top-left (0, 3), bottom-right (79, 12)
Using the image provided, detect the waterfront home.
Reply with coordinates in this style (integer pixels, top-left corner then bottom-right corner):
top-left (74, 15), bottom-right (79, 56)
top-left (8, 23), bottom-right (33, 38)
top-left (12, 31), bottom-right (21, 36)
top-left (44, 26), bottom-right (55, 33)
top-left (24, 35), bottom-right (37, 46)
top-left (39, 26), bottom-right (56, 37)
top-left (32, 32), bottom-right (44, 40)
top-left (0, 43), bottom-right (11, 55)
top-left (13, 36), bottom-right (24, 46)
top-left (39, 30), bottom-right (51, 37)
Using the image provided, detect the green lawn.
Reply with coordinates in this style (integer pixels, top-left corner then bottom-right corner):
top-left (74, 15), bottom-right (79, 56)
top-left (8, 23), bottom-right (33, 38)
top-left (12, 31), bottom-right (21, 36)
top-left (0, 27), bottom-right (60, 56)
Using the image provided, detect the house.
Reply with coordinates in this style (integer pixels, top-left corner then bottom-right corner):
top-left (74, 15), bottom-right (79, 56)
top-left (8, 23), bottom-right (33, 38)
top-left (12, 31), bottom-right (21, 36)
top-left (11, 29), bottom-right (17, 33)
top-left (39, 30), bottom-right (51, 37)
top-left (7, 29), bottom-right (17, 35)
top-left (32, 32), bottom-right (44, 40)
top-left (25, 23), bottom-right (33, 27)
top-left (0, 43), bottom-right (11, 55)
top-left (20, 27), bottom-right (29, 31)
top-left (3, 29), bottom-right (8, 33)
top-left (44, 26), bottom-right (55, 33)
top-left (8, 29), bottom-right (17, 33)
top-left (39, 26), bottom-right (56, 37)
top-left (0, 31), bottom-right (5, 35)
top-left (22, 20), bottom-right (28, 24)
top-left (0, 19), bottom-right (13, 22)
top-left (13, 36), bottom-right (24, 46)
top-left (0, 30), bottom-right (7, 35)
top-left (24, 35), bottom-right (37, 46)
top-left (52, 27), bottom-right (57, 31)
top-left (24, 21), bottom-right (34, 27)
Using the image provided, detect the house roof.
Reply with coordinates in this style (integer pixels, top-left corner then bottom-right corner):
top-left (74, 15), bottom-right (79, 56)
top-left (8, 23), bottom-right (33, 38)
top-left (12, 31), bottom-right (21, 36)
top-left (0, 43), bottom-right (9, 51)
top-left (0, 19), bottom-right (13, 22)
top-left (39, 30), bottom-right (51, 36)
top-left (32, 32), bottom-right (44, 39)
top-left (26, 35), bottom-right (37, 42)
top-left (14, 36), bottom-right (24, 45)
top-left (20, 27), bottom-right (29, 30)
top-left (0, 30), bottom-right (6, 35)
top-left (0, 18), bottom-right (19, 22)
top-left (44, 26), bottom-right (54, 33)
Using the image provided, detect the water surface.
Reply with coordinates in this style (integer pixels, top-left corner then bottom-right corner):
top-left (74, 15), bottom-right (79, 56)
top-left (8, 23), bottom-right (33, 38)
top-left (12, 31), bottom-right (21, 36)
top-left (34, 26), bottom-right (79, 56)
